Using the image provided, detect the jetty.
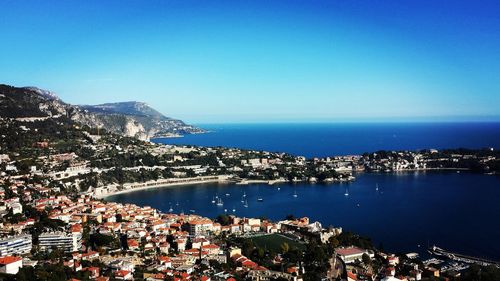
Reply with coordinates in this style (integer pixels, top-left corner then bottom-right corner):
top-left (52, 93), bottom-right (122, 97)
top-left (429, 245), bottom-right (500, 267)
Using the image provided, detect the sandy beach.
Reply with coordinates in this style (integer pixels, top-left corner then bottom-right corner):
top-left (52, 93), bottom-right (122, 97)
top-left (96, 175), bottom-right (233, 199)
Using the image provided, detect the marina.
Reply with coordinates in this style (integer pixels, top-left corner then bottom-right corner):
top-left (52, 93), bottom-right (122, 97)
top-left (429, 245), bottom-right (500, 267)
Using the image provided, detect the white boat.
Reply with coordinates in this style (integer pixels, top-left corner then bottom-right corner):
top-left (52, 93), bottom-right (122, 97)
top-left (225, 193), bottom-right (230, 196)
top-left (293, 190), bottom-right (298, 198)
top-left (257, 197), bottom-right (263, 202)
top-left (216, 198), bottom-right (224, 206)
top-left (168, 206), bottom-right (173, 212)
top-left (244, 199), bottom-right (248, 208)
top-left (375, 183), bottom-right (379, 191)
top-left (232, 208), bottom-right (236, 212)
top-left (243, 191), bottom-right (247, 197)
top-left (211, 196), bottom-right (216, 204)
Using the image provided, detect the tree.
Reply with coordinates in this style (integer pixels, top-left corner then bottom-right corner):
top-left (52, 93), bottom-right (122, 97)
top-left (362, 253), bottom-right (372, 265)
top-left (329, 237), bottom-right (339, 249)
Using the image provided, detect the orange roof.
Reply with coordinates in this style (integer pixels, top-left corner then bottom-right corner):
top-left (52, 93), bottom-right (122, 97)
top-left (348, 271), bottom-right (358, 280)
top-left (115, 270), bottom-right (131, 277)
top-left (0, 256), bottom-right (22, 265)
top-left (201, 244), bottom-right (219, 249)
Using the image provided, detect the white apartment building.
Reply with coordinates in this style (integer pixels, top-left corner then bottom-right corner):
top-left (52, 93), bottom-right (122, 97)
top-left (38, 231), bottom-right (82, 253)
top-left (0, 234), bottom-right (32, 257)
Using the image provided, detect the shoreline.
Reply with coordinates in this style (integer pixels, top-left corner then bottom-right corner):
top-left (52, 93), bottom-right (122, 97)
top-left (97, 168), bottom-right (484, 200)
top-left (96, 175), bottom-right (233, 199)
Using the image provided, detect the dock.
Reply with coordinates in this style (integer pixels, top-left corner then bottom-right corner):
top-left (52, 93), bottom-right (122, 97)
top-left (429, 245), bottom-right (500, 267)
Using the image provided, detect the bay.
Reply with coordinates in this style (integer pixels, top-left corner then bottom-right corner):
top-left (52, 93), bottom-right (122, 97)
top-left (109, 123), bottom-right (500, 260)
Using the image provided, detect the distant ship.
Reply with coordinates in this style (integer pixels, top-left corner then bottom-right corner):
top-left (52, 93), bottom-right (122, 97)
top-left (293, 190), bottom-right (298, 198)
top-left (243, 199), bottom-right (249, 208)
top-left (257, 197), bottom-right (264, 202)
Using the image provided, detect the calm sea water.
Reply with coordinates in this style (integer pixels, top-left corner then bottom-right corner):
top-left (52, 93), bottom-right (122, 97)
top-left (156, 122), bottom-right (500, 158)
top-left (109, 123), bottom-right (500, 259)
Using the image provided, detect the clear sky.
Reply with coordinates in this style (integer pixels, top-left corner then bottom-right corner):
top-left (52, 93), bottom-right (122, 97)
top-left (1, 0), bottom-right (499, 123)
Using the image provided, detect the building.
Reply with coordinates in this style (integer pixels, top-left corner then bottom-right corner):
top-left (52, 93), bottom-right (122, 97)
top-left (0, 234), bottom-right (32, 257)
top-left (0, 256), bottom-right (23, 275)
top-left (186, 219), bottom-right (213, 236)
top-left (336, 246), bottom-right (374, 264)
top-left (38, 231), bottom-right (82, 252)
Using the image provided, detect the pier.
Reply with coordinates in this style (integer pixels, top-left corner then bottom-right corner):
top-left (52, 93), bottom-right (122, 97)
top-left (429, 246), bottom-right (500, 267)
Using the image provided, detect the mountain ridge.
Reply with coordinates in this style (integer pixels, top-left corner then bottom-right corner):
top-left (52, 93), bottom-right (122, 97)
top-left (0, 84), bottom-right (205, 140)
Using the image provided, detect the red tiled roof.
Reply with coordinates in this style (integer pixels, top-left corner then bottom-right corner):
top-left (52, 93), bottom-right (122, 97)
top-left (336, 247), bottom-right (365, 256)
top-left (0, 256), bottom-right (22, 265)
top-left (348, 271), bottom-right (358, 280)
top-left (115, 270), bottom-right (131, 277)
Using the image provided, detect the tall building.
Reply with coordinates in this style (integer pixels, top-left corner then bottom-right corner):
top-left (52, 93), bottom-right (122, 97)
top-left (0, 234), bottom-right (32, 257)
top-left (38, 231), bottom-right (82, 253)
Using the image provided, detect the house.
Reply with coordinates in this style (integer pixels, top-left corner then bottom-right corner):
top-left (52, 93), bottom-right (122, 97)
top-left (0, 256), bottom-right (23, 275)
top-left (127, 239), bottom-right (140, 251)
top-left (115, 270), bottom-right (133, 280)
top-left (336, 246), bottom-right (374, 264)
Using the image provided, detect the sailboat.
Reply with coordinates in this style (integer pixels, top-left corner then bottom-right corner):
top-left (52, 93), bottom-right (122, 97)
top-left (168, 205), bottom-right (173, 213)
top-left (243, 199), bottom-right (249, 208)
top-left (216, 197), bottom-right (224, 206)
top-left (375, 183), bottom-right (379, 191)
top-left (232, 207), bottom-right (236, 212)
top-left (344, 187), bottom-right (349, 196)
top-left (211, 196), bottom-right (216, 204)
top-left (242, 191), bottom-right (247, 197)
top-left (293, 190), bottom-right (298, 198)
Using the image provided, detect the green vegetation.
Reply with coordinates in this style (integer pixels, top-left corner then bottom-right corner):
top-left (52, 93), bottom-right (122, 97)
top-left (249, 234), bottom-right (305, 253)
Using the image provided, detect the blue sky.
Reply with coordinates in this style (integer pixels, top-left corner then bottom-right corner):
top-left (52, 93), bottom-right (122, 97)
top-left (1, 0), bottom-right (499, 123)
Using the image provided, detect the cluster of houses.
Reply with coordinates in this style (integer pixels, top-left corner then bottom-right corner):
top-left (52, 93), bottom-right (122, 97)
top-left (0, 177), bottom-right (345, 280)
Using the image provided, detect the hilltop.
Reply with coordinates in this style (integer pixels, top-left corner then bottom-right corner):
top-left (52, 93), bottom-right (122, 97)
top-left (0, 84), bottom-right (205, 140)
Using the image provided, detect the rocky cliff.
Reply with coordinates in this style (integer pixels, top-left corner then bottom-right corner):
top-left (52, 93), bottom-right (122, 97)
top-left (0, 84), bottom-right (205, 140)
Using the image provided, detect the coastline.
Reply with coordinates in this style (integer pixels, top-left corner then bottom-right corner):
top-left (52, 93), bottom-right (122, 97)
top-left (96, 175), bottom-right (233, 199)
top-left (97, 168), bottom-right (477, 200)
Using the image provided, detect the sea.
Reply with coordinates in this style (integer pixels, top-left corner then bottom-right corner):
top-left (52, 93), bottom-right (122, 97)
top-left (108, 122), bottom-right (500, 260)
